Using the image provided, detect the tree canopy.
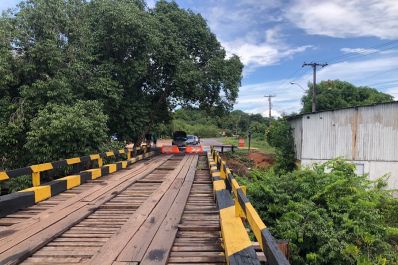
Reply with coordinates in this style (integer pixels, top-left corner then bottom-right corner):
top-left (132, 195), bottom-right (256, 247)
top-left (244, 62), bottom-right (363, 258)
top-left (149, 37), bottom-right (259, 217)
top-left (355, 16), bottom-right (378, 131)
top-left (169, 108), bottom-right (271, 138)
top-left (0, 0), bottom-right (242, 169)
top-left (301, 80), bottom-right (393, 113)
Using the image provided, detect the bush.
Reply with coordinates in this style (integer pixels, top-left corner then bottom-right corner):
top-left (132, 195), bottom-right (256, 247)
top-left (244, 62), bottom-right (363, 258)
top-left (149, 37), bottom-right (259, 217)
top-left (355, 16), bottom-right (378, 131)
top-left (243, 159), bottom-right (398, 265)
top-left (266, 118), bottom-right (296, 172)
top-left (25, 101), bottom-right (109, 163)
top-left (7, 175), bottom-right (32, 193)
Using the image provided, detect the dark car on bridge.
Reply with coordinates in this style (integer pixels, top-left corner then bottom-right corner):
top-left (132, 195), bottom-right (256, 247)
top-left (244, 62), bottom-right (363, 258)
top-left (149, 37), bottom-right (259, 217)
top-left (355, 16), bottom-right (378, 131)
top-left (172, 131), bottom-right (187, 147)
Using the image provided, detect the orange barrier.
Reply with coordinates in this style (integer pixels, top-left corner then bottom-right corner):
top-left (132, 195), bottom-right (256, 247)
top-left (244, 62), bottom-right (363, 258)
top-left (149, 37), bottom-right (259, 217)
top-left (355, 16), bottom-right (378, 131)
top-left (185, 145), bottom-right (203, 154)
top-left (238, 138), bottom-right (245, 147)
top-left (161, 145), bottom-right (180, 154)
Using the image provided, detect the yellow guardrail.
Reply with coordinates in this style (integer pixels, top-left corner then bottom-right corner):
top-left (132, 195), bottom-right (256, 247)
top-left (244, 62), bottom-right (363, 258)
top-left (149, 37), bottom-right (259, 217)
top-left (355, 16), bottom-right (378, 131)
top-left (209, 147), bottom-right (290, 265)
top-left (0, 146), bottom-right (145, 186)
top-left (0, 145), bottom-right (151, 218)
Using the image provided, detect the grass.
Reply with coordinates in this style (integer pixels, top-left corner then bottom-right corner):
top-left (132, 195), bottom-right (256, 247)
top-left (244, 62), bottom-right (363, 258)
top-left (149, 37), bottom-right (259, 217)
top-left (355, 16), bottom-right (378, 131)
top-left (222, 136), bottom-right (275, 155)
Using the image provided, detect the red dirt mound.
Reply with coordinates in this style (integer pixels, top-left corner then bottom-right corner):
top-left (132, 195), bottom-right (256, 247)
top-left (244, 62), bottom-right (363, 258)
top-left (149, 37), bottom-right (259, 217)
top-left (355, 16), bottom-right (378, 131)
top-left (248, 152), bottom-right (274, 168)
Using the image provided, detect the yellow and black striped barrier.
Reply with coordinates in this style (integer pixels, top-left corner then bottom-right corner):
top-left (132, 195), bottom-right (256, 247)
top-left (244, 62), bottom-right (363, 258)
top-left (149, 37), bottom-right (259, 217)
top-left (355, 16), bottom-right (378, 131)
top-left (0, 146), bottom-right (151, 217)
top-left (207, 152), bottom-right (260, 265)
top-left (209, 147), bottom-right (290, 265)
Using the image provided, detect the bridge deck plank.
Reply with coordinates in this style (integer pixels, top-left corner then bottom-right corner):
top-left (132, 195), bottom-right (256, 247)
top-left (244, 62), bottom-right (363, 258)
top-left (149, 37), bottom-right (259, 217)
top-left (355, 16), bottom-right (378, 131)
top-left (87, 155), bottom-right (193, 265)
top-left (121, 155), bottom-right (198, 264)
top-left (0, 154), bottom-right (229, 265)
top-left (0, 159), bottom-right (153, 239)
top-left (166, 156), bottom-right (226, 265)
top-left (0, 155), bottom-right (170, 265)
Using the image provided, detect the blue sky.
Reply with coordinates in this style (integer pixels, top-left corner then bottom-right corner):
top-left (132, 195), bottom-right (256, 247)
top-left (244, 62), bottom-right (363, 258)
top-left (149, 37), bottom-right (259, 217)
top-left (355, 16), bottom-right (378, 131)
top-left (2, 0), bottom-right (398, 116)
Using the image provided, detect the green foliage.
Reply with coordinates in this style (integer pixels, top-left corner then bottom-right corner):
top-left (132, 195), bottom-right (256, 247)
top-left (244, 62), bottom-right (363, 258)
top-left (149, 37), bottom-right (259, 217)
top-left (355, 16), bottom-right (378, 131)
top-left (0, 0), bottom-right (243, 170)
top-left (266, 119), bottom-right (296, 172)
top-left (223, 150), bottom-right (254, 168)
top-left (172, 109), bottom-right (220, 137)
top-left (7, 175), bottom-right (32, 193)
top-left (223, 137), bottom-right (275, 155)
top-left (171, 108), bottom-right (271, 139)
top-left (244, 160), bottom-right (398, 265)
top-left (220, 110), bottom-right (270, 136)
top-left (25, 101), bottom-right (109, 163)
top-left (302, 80), bottom-right (393, 113)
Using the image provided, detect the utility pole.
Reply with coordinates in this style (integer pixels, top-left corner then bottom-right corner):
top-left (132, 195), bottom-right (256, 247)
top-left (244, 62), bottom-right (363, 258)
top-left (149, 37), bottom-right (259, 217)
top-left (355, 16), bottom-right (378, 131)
top-left (264, 95), bottom-right (276, 118)
top-left (302, 62), bottom-right (328, 112)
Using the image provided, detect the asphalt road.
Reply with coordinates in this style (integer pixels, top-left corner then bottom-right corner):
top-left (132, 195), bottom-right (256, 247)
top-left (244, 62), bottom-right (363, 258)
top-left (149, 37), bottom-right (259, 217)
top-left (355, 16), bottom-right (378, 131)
top-left (200, 138), bottom-right (224, 151)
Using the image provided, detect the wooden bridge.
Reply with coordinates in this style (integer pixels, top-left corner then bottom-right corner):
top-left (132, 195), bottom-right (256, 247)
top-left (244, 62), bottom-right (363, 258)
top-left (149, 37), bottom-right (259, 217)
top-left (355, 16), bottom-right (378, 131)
top-left (0, 147), bottom-right (290, 265)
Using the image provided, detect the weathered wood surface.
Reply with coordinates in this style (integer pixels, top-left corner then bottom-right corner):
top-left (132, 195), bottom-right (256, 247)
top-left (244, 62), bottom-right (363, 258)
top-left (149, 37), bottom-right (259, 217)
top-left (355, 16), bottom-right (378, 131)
top-left (166, 156), bottom-right (226, 265)
top-left (0, 156), bottom-right (171, 265)
top-left (0, 154), bottom-right (228, 265)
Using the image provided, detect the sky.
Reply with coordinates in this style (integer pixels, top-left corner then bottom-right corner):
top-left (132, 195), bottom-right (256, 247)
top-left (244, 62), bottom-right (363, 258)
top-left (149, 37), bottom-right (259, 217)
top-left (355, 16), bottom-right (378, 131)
top-left (2, 0), bottom-right (398, 116)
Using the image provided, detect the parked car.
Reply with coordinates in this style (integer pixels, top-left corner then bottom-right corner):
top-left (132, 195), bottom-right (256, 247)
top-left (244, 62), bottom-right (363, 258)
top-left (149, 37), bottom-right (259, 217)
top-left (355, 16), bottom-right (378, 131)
top-left (172, 131), bottom-right (187, 147)
top-left (186, 135), bottom-right (196, 145)
top-left (194, 136), bottom-right (200, 144)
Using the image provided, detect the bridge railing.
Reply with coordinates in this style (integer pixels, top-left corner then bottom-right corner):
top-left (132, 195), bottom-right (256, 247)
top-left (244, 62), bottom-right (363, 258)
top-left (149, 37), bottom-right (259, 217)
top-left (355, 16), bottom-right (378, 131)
top-left (0, 145), bottom-right (152, 217)
top-left (209, 146), bottom-right (290, 265)
top-left (0, 146), bottom-right (146, 187)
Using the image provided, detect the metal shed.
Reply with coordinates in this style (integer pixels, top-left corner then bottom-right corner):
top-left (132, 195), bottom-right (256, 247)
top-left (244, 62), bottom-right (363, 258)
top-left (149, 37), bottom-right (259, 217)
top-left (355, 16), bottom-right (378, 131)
top-left (288, 101), bottom-right (398, 189)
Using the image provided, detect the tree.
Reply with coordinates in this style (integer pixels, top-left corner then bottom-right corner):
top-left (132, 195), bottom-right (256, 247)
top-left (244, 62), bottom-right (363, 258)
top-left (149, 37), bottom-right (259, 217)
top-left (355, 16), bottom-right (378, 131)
top-left (301, 80), bottom-right (393, 113)
top-left (266, 118), bottom-right (296, 172)
top-left (0, 0), bottom-right (243, 169)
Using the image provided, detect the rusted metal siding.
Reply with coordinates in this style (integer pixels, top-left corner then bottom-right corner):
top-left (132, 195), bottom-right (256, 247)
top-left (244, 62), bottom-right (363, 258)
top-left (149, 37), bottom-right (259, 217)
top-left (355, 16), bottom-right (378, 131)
top-left (289, 102), bottom-right (398, 162)
top-left (356, 104), bottom-right (398, 161)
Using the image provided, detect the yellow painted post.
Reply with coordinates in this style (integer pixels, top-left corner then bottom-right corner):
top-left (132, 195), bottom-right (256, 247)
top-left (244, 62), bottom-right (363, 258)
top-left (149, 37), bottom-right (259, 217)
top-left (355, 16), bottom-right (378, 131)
top-left (241, 185), bottom-right (247, 195)
top-left (98, 158), bottom-right (103, 168)
top-left (32, 172), bottom-right (40, 187)
top-left (235, 199), bottom-right (246, 218)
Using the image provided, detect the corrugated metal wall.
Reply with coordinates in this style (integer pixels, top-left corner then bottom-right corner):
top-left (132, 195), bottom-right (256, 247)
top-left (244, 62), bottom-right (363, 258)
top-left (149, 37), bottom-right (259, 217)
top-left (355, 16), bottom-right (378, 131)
top-left (356, 104), bottom-right (398, 161)
top-left (289, 102), bottom-right (398, 161)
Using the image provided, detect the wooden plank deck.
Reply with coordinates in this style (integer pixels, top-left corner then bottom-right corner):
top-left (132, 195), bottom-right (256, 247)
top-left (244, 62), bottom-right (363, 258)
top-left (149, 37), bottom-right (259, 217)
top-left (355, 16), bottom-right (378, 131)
top-left (0, 154), bottom-right (227, 265)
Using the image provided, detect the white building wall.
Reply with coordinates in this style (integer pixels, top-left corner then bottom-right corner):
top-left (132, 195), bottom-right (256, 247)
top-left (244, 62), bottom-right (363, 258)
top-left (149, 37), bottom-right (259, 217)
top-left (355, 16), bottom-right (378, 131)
top-left (289, 102), bottom-right (398, 190)
top-left (301, 159), bottom-right (398, 190)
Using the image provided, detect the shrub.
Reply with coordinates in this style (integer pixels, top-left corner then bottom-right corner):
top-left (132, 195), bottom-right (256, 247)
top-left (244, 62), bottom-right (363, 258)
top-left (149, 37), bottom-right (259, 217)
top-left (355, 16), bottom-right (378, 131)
top-left (7, 175), bottom-right (32, 193)
top-left (266, 118), bottom-right (296, 172)
top-left (25, 101), bottom-right (109, 163)
top-left (243, 159), bottom-right (398, 265)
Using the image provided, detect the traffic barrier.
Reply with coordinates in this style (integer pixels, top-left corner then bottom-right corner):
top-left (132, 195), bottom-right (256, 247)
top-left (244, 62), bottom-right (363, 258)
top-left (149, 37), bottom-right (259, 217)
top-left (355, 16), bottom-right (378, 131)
top-left (0, 150), bottom-right (153, 218)
top-left (209, 148), bottom-right (290, 265)
top-left (207, 152), bottom-right (260, 265)
top-left (0, 145), bottom-right (146, 185)
top-left (185, 145), bottom-right (203, 154)
top-left (161, 145), bottom-right (180, 154)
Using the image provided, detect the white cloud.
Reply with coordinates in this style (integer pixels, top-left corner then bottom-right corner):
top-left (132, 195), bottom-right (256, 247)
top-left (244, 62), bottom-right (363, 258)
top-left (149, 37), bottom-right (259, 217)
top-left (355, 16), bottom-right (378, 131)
top-left (235, 55), bottom-right (398, 116)
top-left (285, 0), bottom-right (398, 39)
top-left (341, 48), bottom-right (379, 54)
top-left (190, 1), bottom-right (312, 70)
top-left (222, 28), bottom-right (313, 70)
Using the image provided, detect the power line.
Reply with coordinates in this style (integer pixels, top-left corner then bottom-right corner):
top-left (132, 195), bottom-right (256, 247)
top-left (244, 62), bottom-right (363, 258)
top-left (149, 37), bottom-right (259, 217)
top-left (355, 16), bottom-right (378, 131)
top-left (323, 40), bottom-right (398, 64)
top-left (358, 67), bottom-right (398, 81)
top-left (364, 79), bottom-right (398, 88)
